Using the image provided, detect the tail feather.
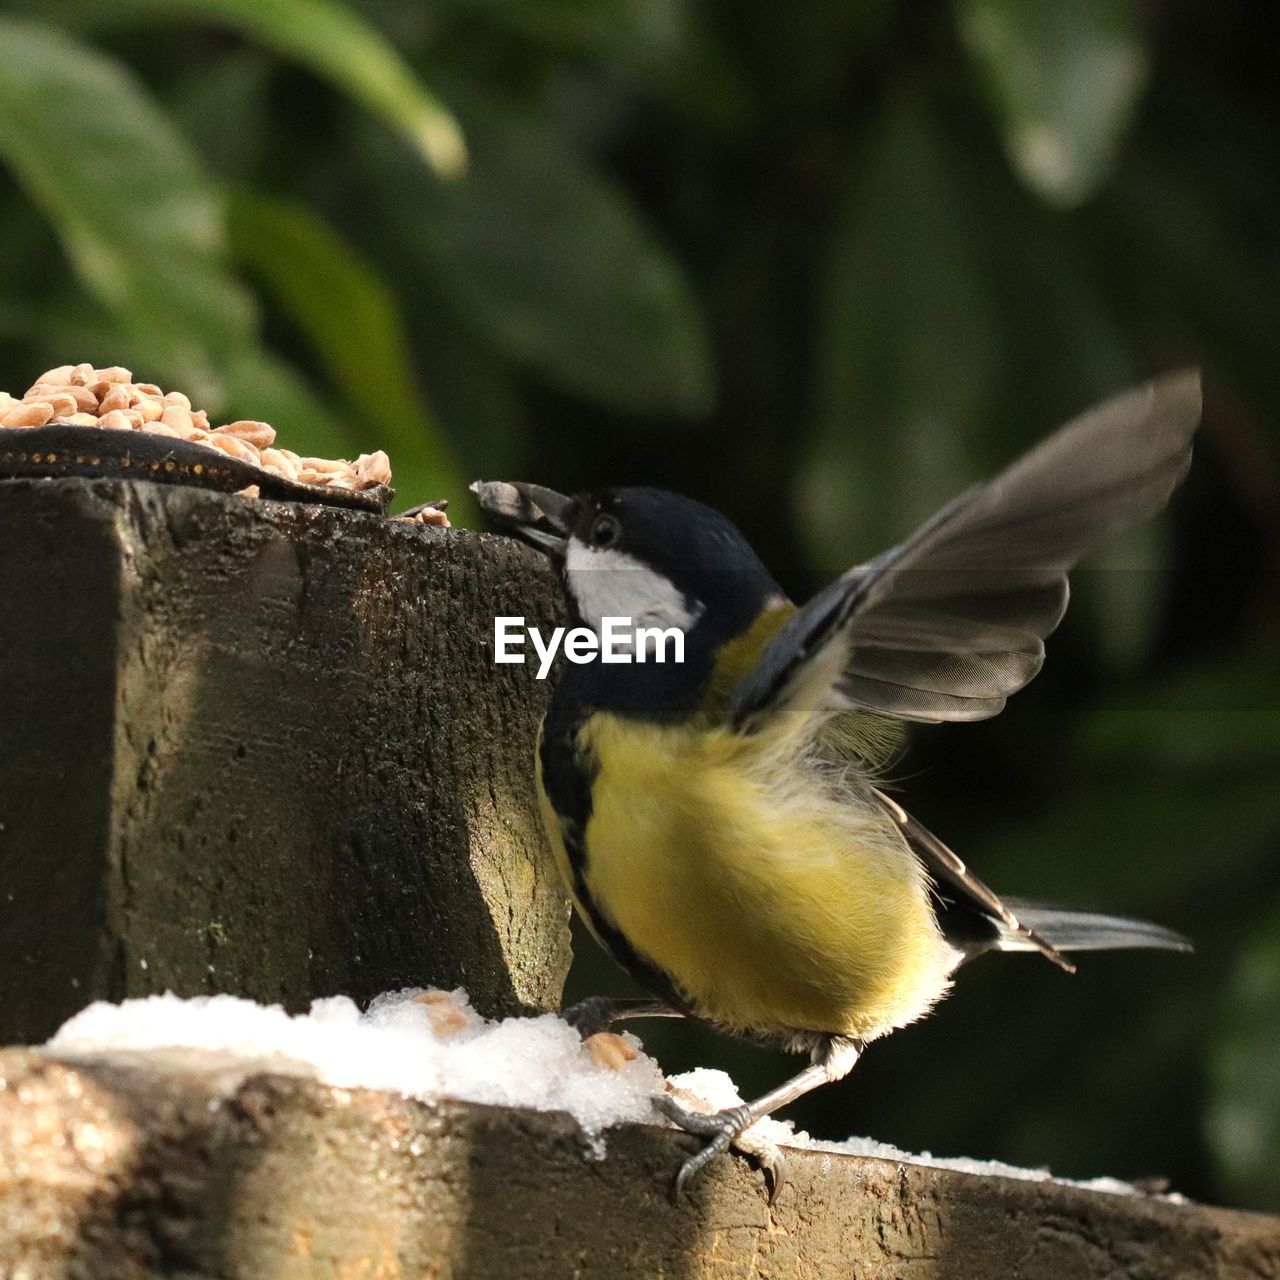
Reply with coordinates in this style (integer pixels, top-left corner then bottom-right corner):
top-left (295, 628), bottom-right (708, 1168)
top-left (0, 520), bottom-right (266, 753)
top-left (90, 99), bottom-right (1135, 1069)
top-left (999, 898), bottom-right (1192, 954)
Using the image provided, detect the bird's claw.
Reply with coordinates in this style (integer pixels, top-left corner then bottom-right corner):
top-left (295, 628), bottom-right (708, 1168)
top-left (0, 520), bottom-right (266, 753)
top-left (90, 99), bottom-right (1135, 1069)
top-left (651, 1095), bottom-right (787, 1203)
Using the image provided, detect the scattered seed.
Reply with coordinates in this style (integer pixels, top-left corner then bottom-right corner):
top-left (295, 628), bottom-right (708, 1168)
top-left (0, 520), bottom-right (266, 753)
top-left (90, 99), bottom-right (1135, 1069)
top-left (411, 990), bottom-right (471, 1039)
top-left (584, 1032), bottom-right (639, 1072)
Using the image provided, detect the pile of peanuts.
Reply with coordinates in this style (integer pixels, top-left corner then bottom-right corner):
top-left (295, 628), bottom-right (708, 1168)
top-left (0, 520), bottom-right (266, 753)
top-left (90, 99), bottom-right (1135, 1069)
top-left (0, 363), bottom-right (392, 494)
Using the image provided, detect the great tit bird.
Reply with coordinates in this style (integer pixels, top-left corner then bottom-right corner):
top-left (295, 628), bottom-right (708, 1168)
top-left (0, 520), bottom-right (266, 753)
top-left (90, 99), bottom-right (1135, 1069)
top-left (474, 370), bottom-right (1200, 1199)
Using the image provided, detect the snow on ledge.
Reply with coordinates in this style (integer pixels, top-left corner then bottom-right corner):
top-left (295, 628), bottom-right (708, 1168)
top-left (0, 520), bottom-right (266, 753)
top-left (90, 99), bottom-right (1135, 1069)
top-left (44, 988), bottom-right (1176, 1197)
top-left (47, 988), bottom-right (663, 1154)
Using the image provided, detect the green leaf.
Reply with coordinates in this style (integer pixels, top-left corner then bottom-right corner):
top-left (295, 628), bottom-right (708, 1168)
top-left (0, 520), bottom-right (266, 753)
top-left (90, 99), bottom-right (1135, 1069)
top-left (93, 0), bottom-right (466, 177)
top-left (437, 0), bottom-right (690, 67)
top-left (408, 290), bottom-right (528, 482)
top-left (801, 90), bottom-right (1001, 570)
top-left (226, 190), bottom-right (470, 519)
top-left (166, 47), bottom-right (273, 182)
top-left (429, 0), bottom-right (748, 130)
top-left (973, 653), bottom-right (1280, 909)
top-left (956, 0), bottom-right (1148, 207)
top-left (406, 101), bottom-right (714, 418)
top-left (1108, 145), bottom-right (1280, 423)
top-left (0, 16), bottom-right (256, 402)
top-left (1208, 900), bottom-right (1280, 1209)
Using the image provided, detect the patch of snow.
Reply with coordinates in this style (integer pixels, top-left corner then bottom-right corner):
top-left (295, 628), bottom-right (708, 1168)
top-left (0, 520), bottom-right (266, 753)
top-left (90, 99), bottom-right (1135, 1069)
top-left (46, 988), bottom-right (663, 1155)
top-left (45, 990), bottom-right (1177, 1198)
top-left (659, 1067), bottom-right (1168, 1199)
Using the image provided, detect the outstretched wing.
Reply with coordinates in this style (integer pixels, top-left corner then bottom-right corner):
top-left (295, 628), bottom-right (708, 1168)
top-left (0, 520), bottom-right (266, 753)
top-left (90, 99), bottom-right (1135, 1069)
top-left (729, 371), bottom-right (1201, 729)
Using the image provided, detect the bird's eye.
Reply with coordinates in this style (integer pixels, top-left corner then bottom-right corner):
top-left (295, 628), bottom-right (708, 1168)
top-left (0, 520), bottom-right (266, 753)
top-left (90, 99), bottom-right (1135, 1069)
top-left (590, 514), bottom-right (621, 548)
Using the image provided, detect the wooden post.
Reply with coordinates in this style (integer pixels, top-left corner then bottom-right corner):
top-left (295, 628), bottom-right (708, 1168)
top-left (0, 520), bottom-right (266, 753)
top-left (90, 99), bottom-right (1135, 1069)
top-left (0, 477), bottom-right (570, 1041)
top-left (1, 1048), bottom-right (1276, 1279)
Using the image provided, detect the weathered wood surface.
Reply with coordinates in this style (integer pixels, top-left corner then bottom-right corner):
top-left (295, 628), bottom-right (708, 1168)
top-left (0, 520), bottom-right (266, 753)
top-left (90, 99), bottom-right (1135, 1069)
top-left (0, 1048), bottom-right (1275, 1280)
top-left (0, 478), bottom-right (571, 1041)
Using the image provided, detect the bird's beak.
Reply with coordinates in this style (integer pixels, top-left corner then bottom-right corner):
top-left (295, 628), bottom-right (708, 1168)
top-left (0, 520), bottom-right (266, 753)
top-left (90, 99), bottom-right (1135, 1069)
top-left (470, 480), bottom-right (574, 556)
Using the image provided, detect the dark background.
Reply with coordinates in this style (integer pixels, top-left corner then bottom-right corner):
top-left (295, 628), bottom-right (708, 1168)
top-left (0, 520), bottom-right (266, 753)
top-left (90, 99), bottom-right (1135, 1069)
top-left (0, 0), bottom-right (1276, 1211)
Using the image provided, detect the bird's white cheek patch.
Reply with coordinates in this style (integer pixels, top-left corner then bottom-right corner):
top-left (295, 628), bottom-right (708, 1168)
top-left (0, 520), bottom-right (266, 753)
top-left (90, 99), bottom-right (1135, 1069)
top-left (564, 539), bottom-right (703, 653)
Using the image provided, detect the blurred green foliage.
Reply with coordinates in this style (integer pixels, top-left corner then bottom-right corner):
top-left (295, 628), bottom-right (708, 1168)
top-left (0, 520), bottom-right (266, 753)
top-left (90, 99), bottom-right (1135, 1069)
top-left (0, 0), bottom-right (1276, 1211)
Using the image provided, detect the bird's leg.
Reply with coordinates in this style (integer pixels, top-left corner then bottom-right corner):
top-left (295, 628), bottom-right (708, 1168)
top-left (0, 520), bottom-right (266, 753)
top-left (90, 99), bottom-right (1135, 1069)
top-left (653, 1036), bottom-right (864, 1202)
top-left (561, 996), bottom-right (685, 1038)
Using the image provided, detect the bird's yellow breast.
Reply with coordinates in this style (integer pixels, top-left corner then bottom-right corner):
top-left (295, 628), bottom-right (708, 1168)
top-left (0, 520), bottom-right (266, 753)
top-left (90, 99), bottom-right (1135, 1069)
top-left (546, 714), bottom-right (957, 1041)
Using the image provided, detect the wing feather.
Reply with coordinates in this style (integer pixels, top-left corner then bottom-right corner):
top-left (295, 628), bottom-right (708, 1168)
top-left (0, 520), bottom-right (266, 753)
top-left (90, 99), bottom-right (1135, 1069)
top-left (729, 370), bottom-right (1201, 728)
top-left (872, 789), bottom-right (1076, 972)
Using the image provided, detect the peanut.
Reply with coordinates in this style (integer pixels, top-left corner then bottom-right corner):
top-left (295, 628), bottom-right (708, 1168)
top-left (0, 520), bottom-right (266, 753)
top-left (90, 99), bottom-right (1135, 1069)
top-left (354, 450), bottom-right (392, 487)
top-left (399, 505), bottom-right (450, 528)
top-left (36, 364), bottom-right (75, 385)
top-left (584, 1032), bottom-right (639, 1071)
top-left (135, 396), bottom-right (164, 423)
top-left (2, 402), bottom-right (54, 427)
top-left (216, 419), bottom-right (276, 449)
top-left (299, 456), bottom-right (349, 475)
top-left (45, 393), bottom-right (79, 418)
top-left (97, 384), bottom-right (132, 414)
top-left (258, 449), bottom-right (298, 481)
top-left (159, 404), bottom-right (194, 433)
top-left (97, 409), bottom-right (134, 430)
top-left (411, 990), bottom-right (470, 1039)
top-left (204, 432), bottom-right (260, 463)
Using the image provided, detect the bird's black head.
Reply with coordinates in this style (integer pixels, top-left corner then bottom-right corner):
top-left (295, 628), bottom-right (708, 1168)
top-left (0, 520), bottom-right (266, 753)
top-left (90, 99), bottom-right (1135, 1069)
top-left (563, 486), bottom-right (784, 637)
top-left (473, 481), bottom-right (785, 712)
